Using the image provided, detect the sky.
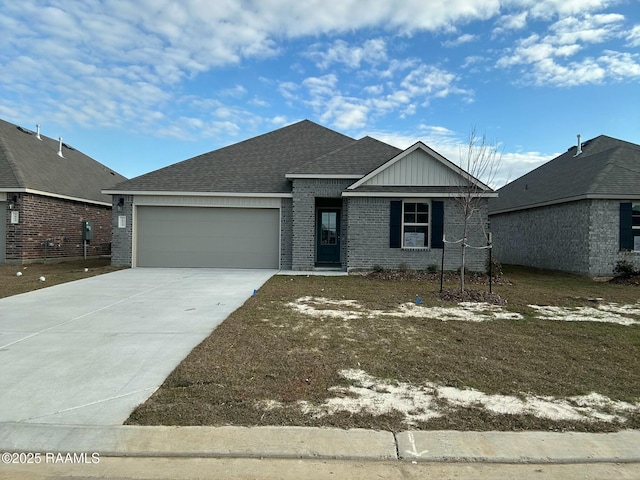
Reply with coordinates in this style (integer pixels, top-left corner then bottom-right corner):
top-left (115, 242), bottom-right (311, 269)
top-left (1, 0), bottom-right (639, 187)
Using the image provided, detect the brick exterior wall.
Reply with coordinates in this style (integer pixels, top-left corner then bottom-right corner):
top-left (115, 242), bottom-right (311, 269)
top-left (490, 201), bottom-right (590, 275)
top-left (4, 192), bottom-right (112, 263)
top-left (280, 198), bottom-right (293, 270)
top-left (110, 195), bottom-right (133, 266)
top-left (490, 199), bottom-right (640, 276)
top-left (291, 179), bottom-right (353, 270)
top-left (346, 197), bottom-right (490, 271)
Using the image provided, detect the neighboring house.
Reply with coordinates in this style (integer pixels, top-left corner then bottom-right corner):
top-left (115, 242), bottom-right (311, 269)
top-left (105, 120), bottom-right (496, 271)
top-left (0, 118), bottom-right (127, 264)
top-left (489, 135), bottom-right (640, 276)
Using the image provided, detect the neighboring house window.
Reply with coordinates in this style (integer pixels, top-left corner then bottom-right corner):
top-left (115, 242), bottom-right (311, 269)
top-left (402, 201), bottom-right (429, 248)
top-left (633, 204), bottom-right (640, 231)
top-left (619, 202), bottom-right (640, 251)
top-left (390, 200), bottom-right (444, 249)
top-left (634, 204), bottom-right (640, 251)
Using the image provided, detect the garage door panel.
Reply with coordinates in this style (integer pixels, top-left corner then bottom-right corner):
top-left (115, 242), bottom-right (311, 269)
top-left (136, 206), bottom-right (279, 268)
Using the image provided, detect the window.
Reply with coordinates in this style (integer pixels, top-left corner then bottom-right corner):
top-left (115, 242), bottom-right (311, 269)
top-left (633, 204), bottom-right (640, 230)
top-left (402, 201), bottom-right (429, 248)
top-left (620, 202), bottom-right (640, 251)
top-left (320, 211), bottom-right (337, 245)
top-left (634, 204), bottom-right (640, 252)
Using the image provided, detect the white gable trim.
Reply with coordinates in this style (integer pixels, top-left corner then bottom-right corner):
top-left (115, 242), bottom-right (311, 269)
top-left (342, 191), bottom-right (498, 198)
top-left (348, 142), bottom-right (492, 191)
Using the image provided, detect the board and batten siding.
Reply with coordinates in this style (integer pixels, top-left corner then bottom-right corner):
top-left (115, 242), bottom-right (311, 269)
top-left (362, 149), bottom-right (464, 186)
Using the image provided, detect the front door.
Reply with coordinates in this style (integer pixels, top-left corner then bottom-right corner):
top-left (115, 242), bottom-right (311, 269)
top-left (316, 209), bottom-right (340, 264)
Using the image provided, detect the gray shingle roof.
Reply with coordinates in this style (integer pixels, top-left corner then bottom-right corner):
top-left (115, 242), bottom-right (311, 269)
top-left (110, 120), bottom-right (356, 194)
top-left (489, 135), bottom-right (640, 214)
top-left (287, 136), bottom-right (402, 176)
top-left (0, 118), bottom-right (127, 204)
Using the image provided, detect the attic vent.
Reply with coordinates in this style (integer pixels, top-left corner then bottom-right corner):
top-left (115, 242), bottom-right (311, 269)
top-left (62, 142), bottom-right (75, 151)
top-left (17, 126), bottom-right (33, 135)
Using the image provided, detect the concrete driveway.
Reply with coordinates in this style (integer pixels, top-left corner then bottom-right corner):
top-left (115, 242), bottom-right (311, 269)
top-left (0, 268), bottom-right (276, 425)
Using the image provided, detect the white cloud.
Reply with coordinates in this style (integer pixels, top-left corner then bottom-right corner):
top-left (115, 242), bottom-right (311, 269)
top-left (308, 38), bottom-right (387, 69)
top-left (496, 11), bottom-right (638, 86)
top-left (627, 25), bottom-right (640, 47)
top-left (286, 62), bottom-right (470, 130)
top-left (442, 34), bottom-right (478, 47)
top-left (494, 11), bottom-right (529, 34)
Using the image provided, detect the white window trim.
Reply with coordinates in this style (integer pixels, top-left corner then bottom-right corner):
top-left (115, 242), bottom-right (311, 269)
top-left (402, 199), bottom-right (431, 250)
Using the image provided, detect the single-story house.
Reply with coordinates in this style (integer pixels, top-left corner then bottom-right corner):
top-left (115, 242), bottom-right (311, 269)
top-left (0, 118), bottom-right (127, 264)
top-left (105, 120), bottom-right (496, 271)
top-left (488, 135), bottom-right (640, 276)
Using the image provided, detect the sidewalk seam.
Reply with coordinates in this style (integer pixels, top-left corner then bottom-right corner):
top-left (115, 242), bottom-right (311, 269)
top-left (392, 431), bottom-right (400, 460)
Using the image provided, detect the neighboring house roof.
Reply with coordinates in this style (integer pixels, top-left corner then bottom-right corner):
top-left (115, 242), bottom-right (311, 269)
top-left (286, 136), bottom-right (402, 178)
top-left (489, 135), bottom-right (640, 215)
top-left (107, 120), bottom-right (356, 195)
top-left (0, 118), bottom-right (127, 205)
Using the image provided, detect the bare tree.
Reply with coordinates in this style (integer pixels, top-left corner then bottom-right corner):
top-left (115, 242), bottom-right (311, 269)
top-left (451, 128), bottom-right (502, 292)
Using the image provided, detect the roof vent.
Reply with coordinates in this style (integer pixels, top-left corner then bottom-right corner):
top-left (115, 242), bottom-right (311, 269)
top-left (57, 137), bottom-right (64, 158)
top-left (574, 134), bottom-right (582, 157)
top-left (36, 124), bottom-right (42, 140)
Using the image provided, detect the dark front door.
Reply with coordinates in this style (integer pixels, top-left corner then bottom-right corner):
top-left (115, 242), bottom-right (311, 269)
top-left (316, 209), bottom-right (341, 264)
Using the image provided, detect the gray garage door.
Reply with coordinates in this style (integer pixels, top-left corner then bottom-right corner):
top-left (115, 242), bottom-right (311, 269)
top-left (136, 206), bottom-right (279, 268)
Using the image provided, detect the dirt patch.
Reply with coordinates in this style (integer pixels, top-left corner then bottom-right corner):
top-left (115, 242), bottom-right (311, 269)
top-left (437, 289), bottom-right (506, 304)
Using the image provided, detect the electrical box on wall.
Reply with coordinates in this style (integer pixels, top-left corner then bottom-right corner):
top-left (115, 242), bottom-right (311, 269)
top-left (82, 221), bottom-right (93, 242)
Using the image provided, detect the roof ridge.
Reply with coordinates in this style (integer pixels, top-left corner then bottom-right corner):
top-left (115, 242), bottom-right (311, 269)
top-left (0, 129), bottom-right (26, 187)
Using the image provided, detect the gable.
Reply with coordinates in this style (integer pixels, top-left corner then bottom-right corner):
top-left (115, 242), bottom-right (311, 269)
top-left (360, 148), bottom-right (466, 187)
top-left (349, 142), bottom-right (492, 193)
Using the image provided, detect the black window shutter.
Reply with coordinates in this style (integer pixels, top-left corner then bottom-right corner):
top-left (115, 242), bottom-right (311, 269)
top-left (620, 202), bottom-right (633, 250)
top-left (390, 201), bottom-right (402, 248)
top-left (431, 201), bottom-right (444, 249)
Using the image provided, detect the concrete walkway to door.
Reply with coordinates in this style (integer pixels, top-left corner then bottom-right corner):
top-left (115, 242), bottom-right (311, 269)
top-left (0, 268), bottom-right (276, 425)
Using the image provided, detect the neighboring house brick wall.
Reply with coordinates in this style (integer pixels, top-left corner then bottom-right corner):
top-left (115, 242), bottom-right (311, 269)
top-left (291, 178), bottom-right (353, 270)
top-left (280, 198), bottom-right (293, 270)
top-left (490, 200), bottom-right (591, 275)
top-left (110, 195), bottom-right (133, 267)
top-left (5, 192), bottom-right (111, 263)
top-left (589, 200), bottom-right (640, 276)
top-left (346, 197), bottom-right (489, 271)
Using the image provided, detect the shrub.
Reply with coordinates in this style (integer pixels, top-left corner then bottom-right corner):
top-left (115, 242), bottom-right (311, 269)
top-left (486, 257), bottom-right (503, 278)
top-left (613, 260), bottom-right (638, 279)
top-left (371, 264), bottom-right (385, 273)
top-left (427, 264), bottom-right (438, 273)
top-left (398, 262), bottom-right (409, 272)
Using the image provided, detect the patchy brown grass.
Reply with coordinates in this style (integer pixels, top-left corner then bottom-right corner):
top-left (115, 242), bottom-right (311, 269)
top-left (127, 266), bottom-right (640, 433)
top-left (0, 258), bottom-right (124, 298)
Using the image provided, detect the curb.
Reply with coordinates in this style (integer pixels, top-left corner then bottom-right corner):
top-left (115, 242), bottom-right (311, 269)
top-left (1, 423), bottom-right (639, 464)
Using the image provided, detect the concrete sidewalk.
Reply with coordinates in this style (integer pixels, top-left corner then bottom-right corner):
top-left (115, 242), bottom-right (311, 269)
top-left (1, 423), bottom-right (639, 464)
